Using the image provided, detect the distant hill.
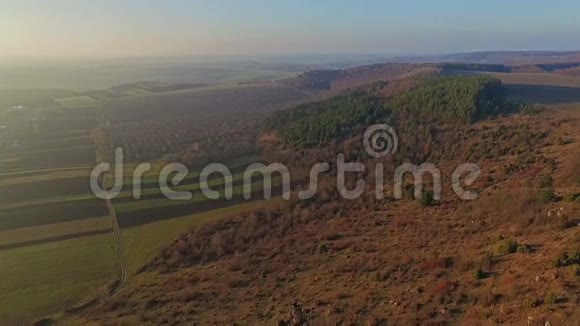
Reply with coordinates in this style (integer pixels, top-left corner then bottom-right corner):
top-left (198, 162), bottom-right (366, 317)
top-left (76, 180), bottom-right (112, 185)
top-left (555, 66), bottom-right (580, 77)
top-left (396, 51), bottom-right (580, 66)
top-left (280, 63), bottom-right (439, 92)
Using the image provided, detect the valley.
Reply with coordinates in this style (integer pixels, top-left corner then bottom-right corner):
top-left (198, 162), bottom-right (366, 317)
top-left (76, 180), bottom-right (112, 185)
top-left (0, 55), bottom-right (579, 324)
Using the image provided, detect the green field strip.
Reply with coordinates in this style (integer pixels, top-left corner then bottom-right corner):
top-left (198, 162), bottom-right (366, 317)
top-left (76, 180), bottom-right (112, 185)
top-left (0, 216), bottom-right (111, 247)
top-left (0, 193), bottom-right (98, 211)
top-left (0, 169), bottom-right (92, 187)
top-left (114, 166), bottom-right (264, 198)
top-left (114, 177), bottom-right (284, 214)
top-left (53, 95), bottom-right (99, 106)
top-left (0, 144), bottom-right (94, 158)
top-left (0, 156), bottom-right (20, 164)
top-left (0, 166), bottom-right (265, 210)
top-left (0, 233), bottom-right (118, 323)
top-left (107, 154), bottom-right (263, 187)
top-left (0, 165), bottom-right (93, 179)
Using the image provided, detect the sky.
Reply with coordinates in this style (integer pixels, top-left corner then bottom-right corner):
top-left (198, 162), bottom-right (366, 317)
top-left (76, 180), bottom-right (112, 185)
top-left (1, 0), bottom-right (579, 59)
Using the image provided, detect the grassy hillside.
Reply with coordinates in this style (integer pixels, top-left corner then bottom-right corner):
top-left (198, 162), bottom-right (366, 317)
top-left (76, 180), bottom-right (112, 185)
top-left (122, 199), bottom-right (283, 273)
top-left (79, 105), bottom-right (580, 324)
top-left (74, 72), bottom-right (580, 324)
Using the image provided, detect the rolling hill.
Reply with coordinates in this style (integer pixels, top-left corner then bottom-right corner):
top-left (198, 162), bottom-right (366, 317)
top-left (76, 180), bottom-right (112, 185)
top-left (70, 74), bottom-right (580, 324)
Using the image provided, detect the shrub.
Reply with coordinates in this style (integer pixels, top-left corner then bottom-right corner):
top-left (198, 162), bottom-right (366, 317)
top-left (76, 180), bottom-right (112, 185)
top-left (520, 104), bottom-right (545, 115)
top-left (571, 265), bottom-right (580, 277)
top-left (420, 190), bottom-right (435, 206)
top-left (544, 292), bottom-right (558, 305)
top-left (228, 279), bottom-right (249, 288)
top-left (497, 239), bottom-right (518, 255)
top-left (516, 244), bottom-right (531, 253)
top-left (473, 268), bottom-right (485, 280)
top-left (404, 184), bottom-right (415, 200)
top-left (316, 242), bottom-right (329, 255)
top-left (553, 253), bottom-right (566, 268)
top-left (538, 175), bottom-right (556, 203)
top-left (374, 272), bottom-right (389, 282)
top-left (540, 175), bottom-right (554, 188)
top-left (553, 250), bottom-right (580, 268)
top-left (566, 193), bottom-right (580, 202)
top-left (539, 187), bottom-right (556, 203)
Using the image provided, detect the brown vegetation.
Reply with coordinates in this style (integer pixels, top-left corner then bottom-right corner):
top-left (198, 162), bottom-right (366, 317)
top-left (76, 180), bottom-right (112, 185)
top-left (78, 103), bottom-right (580, 324)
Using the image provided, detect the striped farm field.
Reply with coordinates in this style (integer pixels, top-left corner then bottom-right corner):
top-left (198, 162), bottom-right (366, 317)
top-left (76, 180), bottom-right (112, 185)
top-left (114, 176), bottom-right (283, 214)
top-left (0, 216), bottom-right (112, 251)
top-left (0, 199), bottom-right (109, 231)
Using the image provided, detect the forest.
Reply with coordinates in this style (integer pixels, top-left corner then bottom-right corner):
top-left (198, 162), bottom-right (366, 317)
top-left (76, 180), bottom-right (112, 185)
top-left (266, 75), bottom-right (512, 147)
top-left (264, 91), bottom-right (384, 147)
top-left (391, 75), bottom-right (509, 123)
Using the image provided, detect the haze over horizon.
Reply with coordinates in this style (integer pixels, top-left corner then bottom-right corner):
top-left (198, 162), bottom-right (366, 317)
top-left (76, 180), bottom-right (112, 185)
top-left (2, 0), bottom-right (579, 60)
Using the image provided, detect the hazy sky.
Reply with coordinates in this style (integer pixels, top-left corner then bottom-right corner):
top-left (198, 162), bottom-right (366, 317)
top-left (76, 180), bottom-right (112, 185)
top-left (1, 0), bottom-right (579, 58)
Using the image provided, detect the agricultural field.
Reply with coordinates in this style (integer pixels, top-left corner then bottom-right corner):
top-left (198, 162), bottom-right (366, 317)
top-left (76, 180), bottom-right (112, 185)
top-left (54, 95), bottom-right (99, 107)
top-left (0, 233), bottom-right (118, 324)
top-left (0, 216), bottom-right (111, 250)
top-left (0, 191), bottom-right (282, 322)
top-left (491, 72), bottom-right (580, 88)
top-left (488, 72), bottom-right (580, 106)
top-left (0, 59), bottom-right (306, 91)
top-left (0, 104), bottom-right (99, 171)
top-left (0, 96), bottom-right (116, 322)
top-left (0, 174), bottom-right (94, 207)
top-left (0, 89), bottom-right (76, 108)
top-left (0, 142), bottom-right (281, 323)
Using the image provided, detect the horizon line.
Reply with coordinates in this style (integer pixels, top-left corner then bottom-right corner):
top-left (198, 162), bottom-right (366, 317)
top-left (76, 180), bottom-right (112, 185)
top-left (1, 49), bottom-right (580, 62)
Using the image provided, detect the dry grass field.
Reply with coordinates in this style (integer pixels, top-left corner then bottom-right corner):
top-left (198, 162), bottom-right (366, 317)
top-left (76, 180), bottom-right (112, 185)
top-left (491, 72), bottom-right (580, 88)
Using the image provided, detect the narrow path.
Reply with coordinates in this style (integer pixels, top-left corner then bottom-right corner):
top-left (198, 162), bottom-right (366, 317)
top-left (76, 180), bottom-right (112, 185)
top-left (52, 107), bottom-right (127, 325)
top-left (107, 197), bottom-right (128, 294)
top-left (101, 104), bottom-right (128, 293)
